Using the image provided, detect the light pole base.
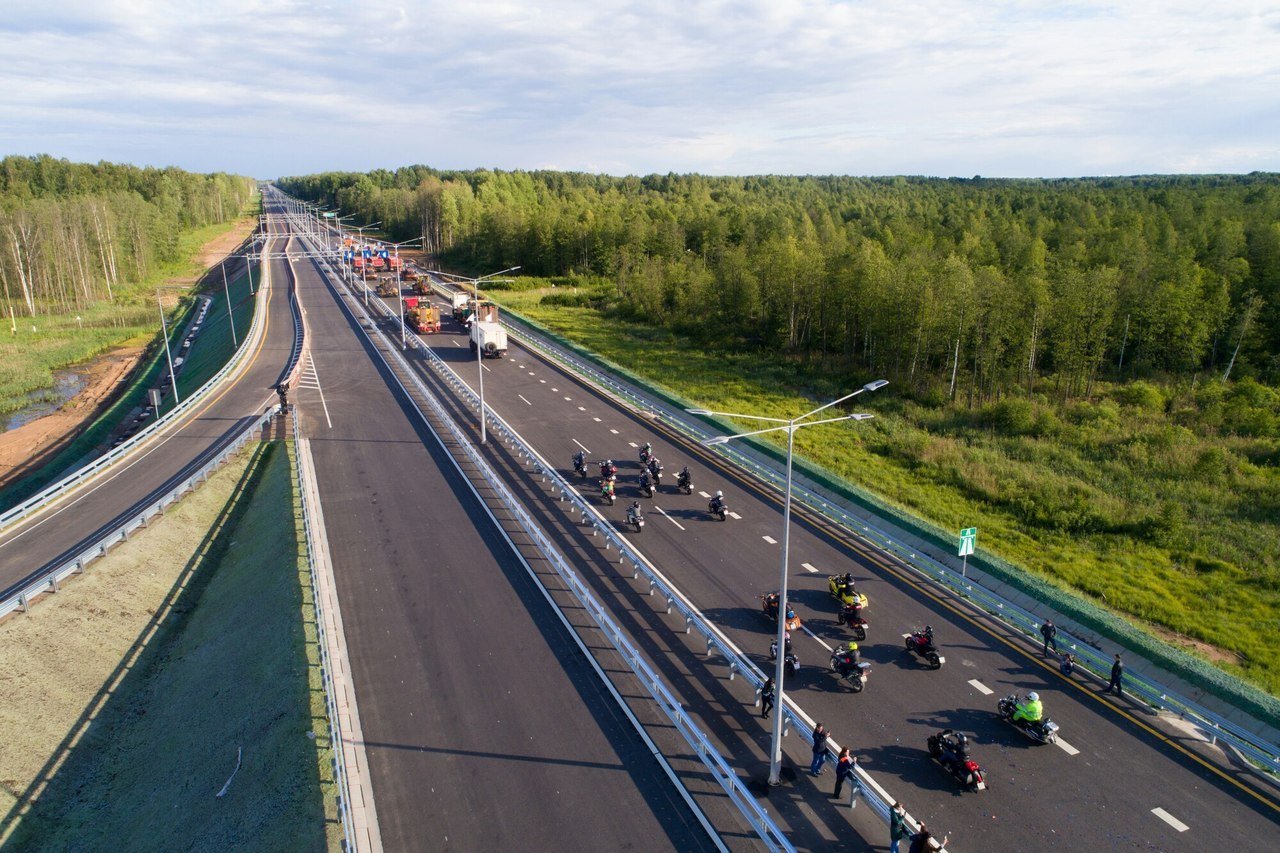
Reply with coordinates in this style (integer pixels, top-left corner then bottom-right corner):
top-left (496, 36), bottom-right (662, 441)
top-left (752, 766), bottom-right (796, 795)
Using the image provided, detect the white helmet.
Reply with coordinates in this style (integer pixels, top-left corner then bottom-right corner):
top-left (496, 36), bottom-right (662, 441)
top-left (715, 490), bottom-right (723, 498)
top-left (1027, 692), bottom-right (1039, 702)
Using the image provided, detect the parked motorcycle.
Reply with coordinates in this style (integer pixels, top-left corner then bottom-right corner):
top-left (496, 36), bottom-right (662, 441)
top-left (996, 694), bottom-right (1060, 744)
top-left (829, 649), bottom-right (871, 692)
top-left (626, 502), bottom-right (645, 532)
top-left (600, 479), bottom-right (616, 506)
top-left (927, 730), bottom-right (987, 791)
top-left (904, 627), bottom-right (945, 669)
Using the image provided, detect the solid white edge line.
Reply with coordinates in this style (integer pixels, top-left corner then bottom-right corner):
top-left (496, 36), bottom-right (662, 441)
top-left (969, 679), bottom-right (994, 695)
top-left (654, 506), bottom-right (686, 530)
top-left (1151, 807), bottom-right (1189, 832)
top-left (518, 394), bottom-right (533, 406)
top-left (572, 438), bottom-right (592, 454)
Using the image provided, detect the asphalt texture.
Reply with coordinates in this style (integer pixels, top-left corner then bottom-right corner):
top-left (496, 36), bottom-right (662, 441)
top-left (371, 280), bottom-right (1280, 852)
top-left (0, 213), bottom-right (299, 600)
top-left (287, 246), bottom-right (718, 850)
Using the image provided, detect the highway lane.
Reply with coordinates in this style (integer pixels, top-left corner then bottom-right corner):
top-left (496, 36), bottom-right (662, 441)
top-left (382, 283), bottom-right (1280, 851)
top-left (0, 210), bottom-right (297, 599)
top-left (288, 256), bottom-right (718, 850)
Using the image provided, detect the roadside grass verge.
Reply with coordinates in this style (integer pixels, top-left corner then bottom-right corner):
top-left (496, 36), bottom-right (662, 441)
top-left (0, 214), bottom-right (261, 513)
top-left (492, 283), bottom-right (1280, 697)
top-left (0, 441), bottom-right (337, 850)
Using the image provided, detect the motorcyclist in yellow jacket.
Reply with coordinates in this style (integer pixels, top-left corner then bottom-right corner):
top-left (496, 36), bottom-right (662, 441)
top-left (1013, 692), bottom-right (1043, 723)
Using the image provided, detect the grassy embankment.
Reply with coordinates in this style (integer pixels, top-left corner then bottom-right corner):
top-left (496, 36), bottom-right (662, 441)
top-left (0, 440), bottom-right (339, 850)
top-left (490, 277), bottom-right (1280, 697)
top-left (0, 208), bottom-right (261, 512)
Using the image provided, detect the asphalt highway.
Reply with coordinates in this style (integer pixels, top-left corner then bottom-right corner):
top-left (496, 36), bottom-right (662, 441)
top-left (0, 212), bottom-right (298, 600)
top-left (287, 251), bottom-right (718, 850)
top-left (379, 281), bottom-right (1280, 851)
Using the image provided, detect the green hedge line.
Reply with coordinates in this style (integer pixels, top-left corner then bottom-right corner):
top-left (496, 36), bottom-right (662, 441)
top-left (504, 310), bottom-right (1280, 732)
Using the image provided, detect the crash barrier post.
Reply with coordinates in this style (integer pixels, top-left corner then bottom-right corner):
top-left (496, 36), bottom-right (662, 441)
top-left (297, 235), bottom-right (791, 852)
top-left (0, 408), bottom-right (278, 619)
top-left (483, 298), bottom-right (1280, 782)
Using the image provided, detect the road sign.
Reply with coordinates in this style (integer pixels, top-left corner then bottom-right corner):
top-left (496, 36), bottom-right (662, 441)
top-left (958, 527), bottom-right (977, 557)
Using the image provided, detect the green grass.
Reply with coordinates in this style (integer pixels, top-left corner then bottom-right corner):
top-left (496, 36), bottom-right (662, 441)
top-left (2, 441), bottom-right (338, 850)
top-left (494, 282), bottom-right (1280, 697)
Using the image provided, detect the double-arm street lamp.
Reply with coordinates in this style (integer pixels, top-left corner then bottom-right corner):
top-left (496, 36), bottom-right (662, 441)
top-left (689, 378), bottom-right (888, 787)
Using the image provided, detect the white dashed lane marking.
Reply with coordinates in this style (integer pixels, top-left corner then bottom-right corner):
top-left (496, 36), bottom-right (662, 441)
top-left (572, 438), bottom-right (591, 453)
top-left (577, 406), bottom-right (586, 411)
top-left (564, 396), bottom-right (572, 401)
top-left (628, 441), bottom-right (638, 448)
top-left (1151, 808), bottom-right (1188, 832)
top-left (610, 428), bottom-right (619, 434)
top-left (727, 511), bottom-right (741, 520)
top-left (762, 535), bottom-right (777, 544)
top-left (1055, 737), bottom-right (1080, 756)
top-left (540, 379), bottom-right (547, 384)
top-left (593, 417), bottom-right (601, 422)
top-left (518, 394), bottom-right (532, 406)
top-left (655, 506), bottom-right (685, 530)
top-left (698, 491), bottom-right (710, 499)
top-left (968, 679), bottom-right (994, 695)
top-left (802, 562), bottom-right (818, 573)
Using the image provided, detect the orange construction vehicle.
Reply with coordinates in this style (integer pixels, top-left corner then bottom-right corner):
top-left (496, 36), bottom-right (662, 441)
top-left (404, 296), bottom-right (441, 333)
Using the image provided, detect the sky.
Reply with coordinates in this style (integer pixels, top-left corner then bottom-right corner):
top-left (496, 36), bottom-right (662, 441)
top-left (0, 0), bottom-right (1277, 180)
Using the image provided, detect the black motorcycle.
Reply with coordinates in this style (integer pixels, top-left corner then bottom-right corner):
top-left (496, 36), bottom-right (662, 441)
top-left (829, 650), bottom-right (871, 692)
top-left (676, 467), bottom-right (693, 495)
top-left (639, 444), bottom-right (652, 465)
top-left (904, 628), bottom-right (945, 669)
top-left (768, 638), bottom-right (800, 678)
top-left (638, 471), bottom-right (654, 498)
top-left (708, 496), bottom-right (728, 521)
top-left (996, 694), bottom-right (1060, 744)
top-left (927, 730), bottom-right (986, 791)
top-left (572, 452), bottom-right (588, 478)
top-left (647, 458), bottom-right (663, 485)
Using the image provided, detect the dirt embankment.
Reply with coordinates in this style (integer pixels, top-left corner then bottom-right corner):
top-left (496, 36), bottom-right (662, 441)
top-left (0, 219), bottom-right (259, 493)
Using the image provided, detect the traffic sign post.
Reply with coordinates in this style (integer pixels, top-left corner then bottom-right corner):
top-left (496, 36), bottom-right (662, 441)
top-left (958, 527), bottom-right (977, 579)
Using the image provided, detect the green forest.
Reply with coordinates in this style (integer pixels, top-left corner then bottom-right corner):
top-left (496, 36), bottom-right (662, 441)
top-left (281, 167), bottom-right (1280, 699)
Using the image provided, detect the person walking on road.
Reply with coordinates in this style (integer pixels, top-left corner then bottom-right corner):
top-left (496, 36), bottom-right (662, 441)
top-left (890, 802), bottom-right (910, 853)
top-left (760, 677), bottom-right (775, 719)
top-left (832, 747), bottom-right (859, 804)
top-left (1040, 619), bottom-right (1058, 657)
top-left (1107, 653), bottom-right (1124, 695)
top-left (810, 722), bottom-right (829, 775)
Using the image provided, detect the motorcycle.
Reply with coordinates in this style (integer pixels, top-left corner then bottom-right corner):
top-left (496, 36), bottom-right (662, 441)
top-left (828, 574), bottom-right (868, 608)
top-left (676, 468), bottom-right (693, 495)
top-left (836, 601), bottom-right (869, 641)
top-left (708, 496), bottom-right (728, 521)
top-left (600, 479), bottom-right (616, 506)
top-left (639, 444), bottom-right (652, 465)
top-left (768, 638), bottom-right (801, 678)
top-left (996, 694), bottom-right (1060, 744)
top-left (828, 650), bottom-right (871, 692)
top-left (626, 503), bottom-right (645, 532)
top-left (647, 459), bottom-right (663, 485)
top-left (638, 472), bottom-right (654, 498)
top-left (926, 730), bottom-right (986, 792)
top-left (904, 629), bottom-right (945, 669)
top-left (760, 592), bottom-right (802, 631)
top-left (572, 452), bottom-right (588, 479)
top-left (599, 461), bottom-right (618, 481)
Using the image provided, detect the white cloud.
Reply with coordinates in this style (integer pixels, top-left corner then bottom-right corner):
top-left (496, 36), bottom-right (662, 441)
top-left (0, 1), bottom-right (1274, 177)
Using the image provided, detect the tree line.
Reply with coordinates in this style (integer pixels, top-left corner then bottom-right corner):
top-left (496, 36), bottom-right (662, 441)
top-left (1, 155), bottom-right (256, 316)
top-left (278, 167), bottom-right (1280, 399)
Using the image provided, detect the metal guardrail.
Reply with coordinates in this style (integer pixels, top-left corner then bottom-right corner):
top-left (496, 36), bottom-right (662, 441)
top-left (0, 244), bottom-right (276, 537)
top-left (306, 241), bottom-right (794, 851)
top-left (290, 414), bottom-right (358, 850)
top-left (496, 308), bottom-right (1280, 780)
top-left (0, 408), bottom-right (279, 620)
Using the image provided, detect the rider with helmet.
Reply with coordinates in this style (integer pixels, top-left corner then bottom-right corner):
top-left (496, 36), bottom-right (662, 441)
top-left (1013, 691), bottom-right (1043, 724)
top-left (833, 641), bottom-right (860, 676)
top-left (770, 631), bottom-right (794, 659)
top-left (709, 490), bottom-right (725, 511)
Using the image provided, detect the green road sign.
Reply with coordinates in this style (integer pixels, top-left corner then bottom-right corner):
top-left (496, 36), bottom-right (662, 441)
top-left (958, 527), bottom-right (977, 557)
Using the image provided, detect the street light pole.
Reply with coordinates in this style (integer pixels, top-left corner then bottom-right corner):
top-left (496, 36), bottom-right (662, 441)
top-left (464, 265), bottom-right (520, 444)
top-left (156, 289), bottom-right (181, 408)
top-left (691, 378), bottom-right (887, 787)
top-left (220, 261), bottom-right (238, 347)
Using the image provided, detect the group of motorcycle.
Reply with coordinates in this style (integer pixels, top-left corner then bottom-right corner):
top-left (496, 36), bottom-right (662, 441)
top-left (572, 443), bottom-right (721, 532)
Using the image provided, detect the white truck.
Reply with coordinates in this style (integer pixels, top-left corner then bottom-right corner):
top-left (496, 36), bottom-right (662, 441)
top-left (469, 319), bottom-right (508, 358)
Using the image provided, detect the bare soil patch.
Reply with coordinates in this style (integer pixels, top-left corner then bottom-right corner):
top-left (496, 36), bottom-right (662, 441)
top-left (1146, 621), bottom-right (1245, 668)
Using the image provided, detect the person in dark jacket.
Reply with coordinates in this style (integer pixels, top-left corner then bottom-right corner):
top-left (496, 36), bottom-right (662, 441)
top-left (908, 823), bottom-right (948, 853)
top-left (1040, 619), bottom-right (1058, 657)
top-left (1107, 653), bottom-right (1124, 695)
top-left (810, 723), bottom-right (828, 775)
top-left (890, 802), bottom-right (910, 853)
top-left (760, 677), bottom-right (774, 719)
top-left (832, 748), bottom-right (858, 803)
top-left (1060, 652), bottom-right (1076, 676)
